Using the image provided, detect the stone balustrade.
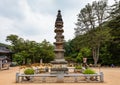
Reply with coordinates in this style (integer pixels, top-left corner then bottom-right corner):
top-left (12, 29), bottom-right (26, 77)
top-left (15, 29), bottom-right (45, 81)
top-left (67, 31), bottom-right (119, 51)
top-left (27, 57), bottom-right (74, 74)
top-left (16, 72), bottom-right (104, 83)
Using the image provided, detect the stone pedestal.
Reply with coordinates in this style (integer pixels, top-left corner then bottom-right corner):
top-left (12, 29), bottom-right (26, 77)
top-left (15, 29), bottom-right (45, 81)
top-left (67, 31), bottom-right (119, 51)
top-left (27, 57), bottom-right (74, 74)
top-left (51, 60), bottom-right (68, 74)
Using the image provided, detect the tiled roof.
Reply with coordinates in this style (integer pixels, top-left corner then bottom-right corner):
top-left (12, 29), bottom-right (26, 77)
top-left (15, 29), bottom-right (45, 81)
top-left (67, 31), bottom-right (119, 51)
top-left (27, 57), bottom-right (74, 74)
top-left (0, 46), bottom-right (12, 53)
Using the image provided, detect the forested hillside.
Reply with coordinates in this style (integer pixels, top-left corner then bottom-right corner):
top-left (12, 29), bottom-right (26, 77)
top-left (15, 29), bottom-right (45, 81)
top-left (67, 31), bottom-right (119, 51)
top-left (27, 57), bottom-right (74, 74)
top-left (64, 0), bottom-right (120, 66)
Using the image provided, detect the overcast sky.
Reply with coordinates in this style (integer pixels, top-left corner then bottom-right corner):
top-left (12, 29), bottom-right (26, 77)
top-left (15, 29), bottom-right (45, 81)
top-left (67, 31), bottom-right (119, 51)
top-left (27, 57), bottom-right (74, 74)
top-left (0, 0), bottom-right (115, 44)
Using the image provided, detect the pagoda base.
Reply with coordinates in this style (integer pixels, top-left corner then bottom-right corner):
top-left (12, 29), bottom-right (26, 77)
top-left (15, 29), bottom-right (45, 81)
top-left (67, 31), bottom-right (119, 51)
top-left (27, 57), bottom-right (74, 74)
top-left (51, 60), bottom-right (68, 74)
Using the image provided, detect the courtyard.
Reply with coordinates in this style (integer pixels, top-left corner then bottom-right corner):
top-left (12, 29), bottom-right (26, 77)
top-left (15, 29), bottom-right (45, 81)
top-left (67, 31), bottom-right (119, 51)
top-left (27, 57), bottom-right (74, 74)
top-left (0, 67), bottom-right (120, 85)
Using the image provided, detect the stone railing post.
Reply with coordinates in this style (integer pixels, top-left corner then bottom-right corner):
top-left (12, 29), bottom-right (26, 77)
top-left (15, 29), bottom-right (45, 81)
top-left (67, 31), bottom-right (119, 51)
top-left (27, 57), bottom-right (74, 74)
top-left (42, 77), bottom-right (46, 82)
top-left (86, 75), bottom-right (90, 82)
top-left (74, 76), bottom-right (77, 82)
top-left (100, 72), bottom-right (104, 82)
top-left (57, 74), bottom-right (64, 83)
top-left (16, 73), bottom-right (19, 83)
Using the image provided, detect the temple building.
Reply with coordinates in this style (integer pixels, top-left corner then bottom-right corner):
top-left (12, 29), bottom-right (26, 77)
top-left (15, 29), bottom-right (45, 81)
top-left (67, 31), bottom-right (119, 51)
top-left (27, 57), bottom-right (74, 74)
top-left (0, 45), bottom-right (13, 69)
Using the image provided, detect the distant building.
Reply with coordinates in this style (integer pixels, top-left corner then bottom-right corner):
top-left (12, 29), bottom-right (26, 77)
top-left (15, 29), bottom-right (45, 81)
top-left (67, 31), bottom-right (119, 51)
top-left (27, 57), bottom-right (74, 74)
top-left (0, 46), bottom-right (13, 61)
top-left (0, 46), bottom-right (14, 69)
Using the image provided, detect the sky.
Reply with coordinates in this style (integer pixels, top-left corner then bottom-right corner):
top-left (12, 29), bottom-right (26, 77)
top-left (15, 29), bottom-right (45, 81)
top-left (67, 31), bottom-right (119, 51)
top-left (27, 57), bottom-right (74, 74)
top-left (0, 0), bottom-right (115, 44)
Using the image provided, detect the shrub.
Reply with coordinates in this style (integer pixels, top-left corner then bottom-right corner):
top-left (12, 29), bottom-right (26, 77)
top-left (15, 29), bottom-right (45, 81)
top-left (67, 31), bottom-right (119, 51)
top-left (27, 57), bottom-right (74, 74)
top-left (83, 68), bottom-right (96, 74)
top-left (24, 68), bottom-right (34, 75)
top-left (75, 65), bottom-right (82, 69)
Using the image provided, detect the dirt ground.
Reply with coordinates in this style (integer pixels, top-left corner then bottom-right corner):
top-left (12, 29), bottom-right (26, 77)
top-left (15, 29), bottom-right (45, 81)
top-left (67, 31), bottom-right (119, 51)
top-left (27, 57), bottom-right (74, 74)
top-left (0, 67), bottom-right (120, 85)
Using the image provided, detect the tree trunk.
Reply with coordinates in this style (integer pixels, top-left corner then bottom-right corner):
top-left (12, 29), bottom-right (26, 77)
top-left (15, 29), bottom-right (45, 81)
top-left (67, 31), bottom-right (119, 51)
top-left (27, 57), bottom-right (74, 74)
top-left (33, 55), bottom-right (35, 64)
top-left (92, 45), bottom-right (100, 67)
top-left (25, 58), bottom-right (27, 65)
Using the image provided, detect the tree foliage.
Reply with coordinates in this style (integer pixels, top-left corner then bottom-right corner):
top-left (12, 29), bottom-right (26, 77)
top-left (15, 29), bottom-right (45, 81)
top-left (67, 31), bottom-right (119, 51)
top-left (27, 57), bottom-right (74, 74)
top-left (74, 0), bottom-right (112, 66)
top-left (110, 0), bottom-right (120, 17)
top-left (6, 35), bottom-right (55, 65)
top-left (1, 0), bottom-right (120, 66)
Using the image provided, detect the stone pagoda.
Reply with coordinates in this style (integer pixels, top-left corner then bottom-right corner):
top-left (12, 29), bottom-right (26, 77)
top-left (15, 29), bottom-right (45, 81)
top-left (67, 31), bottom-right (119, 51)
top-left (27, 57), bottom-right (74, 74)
top-left (51, 10), bottom-right (68, 74)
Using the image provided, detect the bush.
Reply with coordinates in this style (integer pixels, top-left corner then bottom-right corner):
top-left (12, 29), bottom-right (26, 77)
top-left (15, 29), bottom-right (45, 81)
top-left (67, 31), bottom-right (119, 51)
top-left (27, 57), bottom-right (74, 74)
top-left (75, 65), bottom-right (82, 69)
top-left (10, 62), bottom-right (18, 67)
top-left (24, 68), bottom-right (34, 75)
top-left (83, 68), bottom-right (96, 74)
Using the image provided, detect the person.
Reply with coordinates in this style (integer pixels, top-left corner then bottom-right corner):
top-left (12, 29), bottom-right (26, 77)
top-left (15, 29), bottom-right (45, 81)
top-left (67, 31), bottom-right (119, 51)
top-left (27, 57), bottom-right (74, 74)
top-left (111, 64), bottom-right (114, 68)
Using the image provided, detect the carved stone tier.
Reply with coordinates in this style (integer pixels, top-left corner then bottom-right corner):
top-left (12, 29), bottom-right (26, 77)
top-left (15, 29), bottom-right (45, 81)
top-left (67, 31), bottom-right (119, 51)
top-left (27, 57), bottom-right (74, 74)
top-left (55, 22), bottom-right (63, 27)
top-left (51, 61), bottom-right (67, 64)
top-left (54, 28), bottom-right (64, 33)
top-left (54, 49), bottom-right (65, 52)
top-left (54, 42), bottom-right (63, 44)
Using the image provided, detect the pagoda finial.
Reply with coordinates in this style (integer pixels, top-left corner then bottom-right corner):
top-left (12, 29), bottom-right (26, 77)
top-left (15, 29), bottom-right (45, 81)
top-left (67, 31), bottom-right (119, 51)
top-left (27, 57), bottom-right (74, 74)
top-left (58, 10), bottom-right (61, 13)
top-left (55, 10), bottom-right (63, 27)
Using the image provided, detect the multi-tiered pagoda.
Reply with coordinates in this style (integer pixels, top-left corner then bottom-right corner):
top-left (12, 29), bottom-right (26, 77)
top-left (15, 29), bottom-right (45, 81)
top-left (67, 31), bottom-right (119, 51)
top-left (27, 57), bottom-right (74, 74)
top-left (51, 10), bottom-right (68, 74)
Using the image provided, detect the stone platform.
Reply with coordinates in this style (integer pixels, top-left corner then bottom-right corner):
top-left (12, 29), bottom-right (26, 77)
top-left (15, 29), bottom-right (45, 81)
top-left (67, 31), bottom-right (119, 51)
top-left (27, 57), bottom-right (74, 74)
top-left (16, 72), bottom-right (104, 83)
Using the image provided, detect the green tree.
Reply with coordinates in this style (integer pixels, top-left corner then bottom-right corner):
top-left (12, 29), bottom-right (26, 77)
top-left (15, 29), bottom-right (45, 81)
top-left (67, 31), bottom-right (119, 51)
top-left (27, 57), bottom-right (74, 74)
top-left (6, 35), bottom-right (55, 65)
top-left (107, 15), bottom-right (120, 65)
top-left (6, 34), bottom-right (19, 45)
top-left (110, 0), bottom-right (120, 17)
top-left (64, 40), bottom-right (80, 63)
top-left (39, 40), bottom-right (55, 63)
top-left (74, 0), bottom-right (111, 66)
top-left (76, 47), bottom-right (91, 64)
top-left (99, 43), bottom-right (112, 65)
